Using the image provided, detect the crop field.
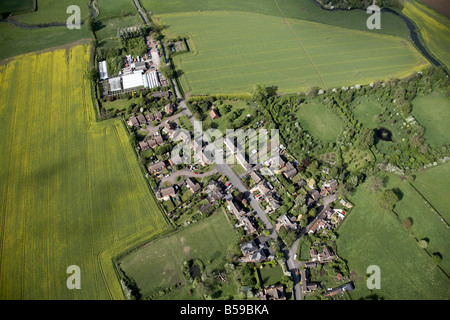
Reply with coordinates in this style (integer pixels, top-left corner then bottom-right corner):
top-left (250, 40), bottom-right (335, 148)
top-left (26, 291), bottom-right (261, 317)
top-left (411, 91), bottom-right (450, 146)
top-left (119, 212), bottom-right (238, 298)
top-left (142, 0), bottom-right (411, 38)
top-left (295, 100), bottom-right (344, 143)
top-left (336, 175), bottom-right (450, 300)
top-left (160, 11), bottom-right (426, 96)
top-left (0, 0), bottom-right (34, 14)
top-left (402, 0), bottom-right (450, 68)
top-left (96, 0), bottom-right (137, 20)
top-left (0, 44), bottom-right (169, 299)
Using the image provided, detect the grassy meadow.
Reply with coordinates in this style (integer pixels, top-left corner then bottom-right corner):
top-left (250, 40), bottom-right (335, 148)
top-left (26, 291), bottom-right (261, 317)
top-left (0, 44), bottom-right (169, 299)
top-left (160, 11), bottom-right (426, 95)
top-left (0, 0), bottom-right (34, 14)
top-left (336, 173), bottom-right (450, 300)
top-left (296, 100), bottom-right (344, 143)
top-left (411, 90), bottom-right (450, 147)
top-left (119, 211), bottom-right (239, 299)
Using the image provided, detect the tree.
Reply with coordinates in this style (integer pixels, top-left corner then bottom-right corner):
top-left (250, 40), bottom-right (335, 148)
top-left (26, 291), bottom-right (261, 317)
top-left (431, 252), bottom-right (442, 266)
top-left (160, 66), bottom-right (175, 79)
top-left (358, 128), bottom-right (374, 150)
top-left (295, 194), bottom-right (306, 207)
top-left (418, 239), bottom-right (428, 249)
top-left (366, 176), bottom-right (384, 194)
top-left (377, 189), bottom-right (399, 211)
top-left (402, 217), bottom-right (413, 230)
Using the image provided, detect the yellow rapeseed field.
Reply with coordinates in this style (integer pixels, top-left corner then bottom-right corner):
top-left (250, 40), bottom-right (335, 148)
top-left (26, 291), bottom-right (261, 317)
top-left (0, 45), bottom-right (170, 299)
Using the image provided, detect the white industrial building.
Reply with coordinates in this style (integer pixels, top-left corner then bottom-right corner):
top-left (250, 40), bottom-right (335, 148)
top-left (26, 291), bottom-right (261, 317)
top-left (122, 71), bottom-right (145, 90)
top-left (99, 60), bottom-right (109, 80)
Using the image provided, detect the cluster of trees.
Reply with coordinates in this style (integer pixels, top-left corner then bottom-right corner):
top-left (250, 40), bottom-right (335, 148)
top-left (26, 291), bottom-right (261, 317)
top-left (318, 0), bottom-right (403, 10)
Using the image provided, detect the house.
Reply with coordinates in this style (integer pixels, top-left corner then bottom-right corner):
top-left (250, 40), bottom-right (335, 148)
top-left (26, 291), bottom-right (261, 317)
top-left (139, 140), bottom-right (151, 151)
top-left (147, 139), bottom-right (157, 149)
top-left (227, 199), bottom-right (245, 218)
top-left (300, 268), bottom-right (318, 294)
top-left (323, 282), bottom-right (355, 298)
top-left (128, 116), bottom-right (140, 127)
top-left (186, 178), bottom-right (201, 194)
top-left (198, 203), bottom-right (212, 215)
top-left (283, 167), bottom-right (297, 180)
top-left (310, 246), bottom-right (335, 262)
top-left (257, 181), bottom-right (271, 197)
top-left (206, 181), bottom-right (225, 203)
top-left (162, 121), bottom-right (175, 134)
top-left (145, 113), bottom-right (155, 122)
top-left (265, 154), bottom-right (286, 170)
top-left (209, 108), bottom-right (220, 120)
top-left (240, 240), bottom-right (258, 256)
top-left (278, 214), bottom-right (298, 231)
top-left (154, 135), bottom-right (164, 146)
top-left (137, 114), bottom-right (147, 125)
top-left (297, 178), bottom-right (307, 188)
top-left (148, 161), bottom-right (165, 174)
top-left (154, 111), bottom-right (163, 121)
top-left (159, 186), bottom-right (175, 200)
top-left (151, 91), bottom-right (171, 99)
top-left (320, 179), bottom-right (338, 196)
top-left (240, 216), bottom-right (257, 234)
top-left (165, 103), bottom-right (174, 115)
top-left (250, 170), bottom-right (263, 184)
top-left (169, 154), bottom-right (182, 167)
top-left (308, 189), bottom-right (320, 202)
top-left (242, 249), bottom-right (266, 263)
top-left (260, 285), bottom-right (286, 300)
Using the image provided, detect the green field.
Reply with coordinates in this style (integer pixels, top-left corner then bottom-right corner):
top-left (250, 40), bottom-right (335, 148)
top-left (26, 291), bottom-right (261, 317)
top-left (411, 91), bottom-right (450, 146)
top-left (142, 0), bottom-right (411, 38)
top-left (119, 212), bottom-right (239, 298)
top-left (12, 0), bottom-right (91, 24)
top-left (0, 23), bottom-right (91, 61)
top-left (95, 14), bottom-right (144, 48)
top-left (96, 0), bottom-right (137, 20)
top-left (336, 174), bottom-right (450, 300)
top-left (0, 0), bottom-right (34, 14)
top-left (412, 162), bottom-right (450, 222)
top-left (0, 45), bottom-right (169, 299)
top-left (296, 100), bottom-right (344, 143)
top-left (161, 11), bottom-right (426, 95)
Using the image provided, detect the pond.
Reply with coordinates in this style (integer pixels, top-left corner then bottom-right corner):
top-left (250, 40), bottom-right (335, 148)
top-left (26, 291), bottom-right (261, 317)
top-left (375, 127), bottom-right (393, 142)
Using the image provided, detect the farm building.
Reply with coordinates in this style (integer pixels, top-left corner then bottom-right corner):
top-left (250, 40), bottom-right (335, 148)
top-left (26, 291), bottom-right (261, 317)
top-left (108, 77), bottom-right (122, 92)
top-left (122, 71), bottom-right (145, 90)
top-left (142, 71), bottom-right (161, 89)
top-left (99, 60), bottom-right (109, 80)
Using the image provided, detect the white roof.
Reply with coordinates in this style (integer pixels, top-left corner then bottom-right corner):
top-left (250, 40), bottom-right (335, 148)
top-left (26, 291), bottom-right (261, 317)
top-left (122, 72), bottom-right (144, 90)
top-left (99, 60), bottom-right (108, 80)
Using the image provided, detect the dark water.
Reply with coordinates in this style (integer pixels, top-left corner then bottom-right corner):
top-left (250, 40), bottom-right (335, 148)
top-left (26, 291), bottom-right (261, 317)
top-left (376, 127), bottom-right (393, 141)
